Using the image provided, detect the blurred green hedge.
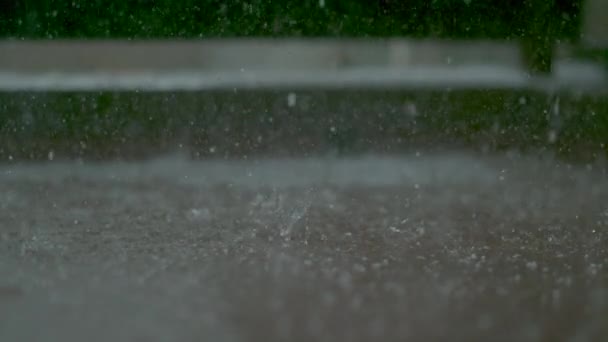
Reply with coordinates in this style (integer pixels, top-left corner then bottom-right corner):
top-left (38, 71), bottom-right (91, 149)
top-left (1, 90), bottom-right (606, 161)
top-left (0, 0), bottom-right (582, 40)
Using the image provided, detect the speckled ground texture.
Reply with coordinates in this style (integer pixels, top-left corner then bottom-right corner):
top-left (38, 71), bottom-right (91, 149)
top-left (1, 152), bottom-right (607, 342)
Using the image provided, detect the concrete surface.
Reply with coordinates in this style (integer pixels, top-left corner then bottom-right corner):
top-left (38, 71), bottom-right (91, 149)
top-left (0, 40), bottom-right (605, 91)
top-left (0, 40), bottom-right (521, 71)
top-left (1, 152), bottom-right (607, 341)
top-left (0, 62), bottom-right (605, 92)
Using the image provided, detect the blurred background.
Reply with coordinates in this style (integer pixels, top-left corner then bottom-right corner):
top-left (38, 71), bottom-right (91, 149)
top-left (0, 0), bottom-right (607, 160)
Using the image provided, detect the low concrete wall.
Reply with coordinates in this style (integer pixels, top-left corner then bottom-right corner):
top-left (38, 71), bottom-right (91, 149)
top-left (0, 39), bottom-right (606, 92)
top-left (0, 39), bottom-right (521, 72)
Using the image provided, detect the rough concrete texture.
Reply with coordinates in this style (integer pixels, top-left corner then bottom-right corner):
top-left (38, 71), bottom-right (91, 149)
top-left (1, 152), bottom-right (607, 341)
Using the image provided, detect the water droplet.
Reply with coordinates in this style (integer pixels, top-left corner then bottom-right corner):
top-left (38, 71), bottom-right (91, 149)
top-left (547, 130), bottom-right (557, 144)
top-left (518, 96), bottom-right (527, 105)
top-left (287, 92), bottom-right (297, 107)
top-left (526, 261), bottom-right (538, 271)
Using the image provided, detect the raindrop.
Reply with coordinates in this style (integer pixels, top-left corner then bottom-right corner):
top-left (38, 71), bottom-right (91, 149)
top-left (405, 102), bottom-right (418, 117)
top-left (353, 264), bottom-right (366, 273)
top-left (547, 130), bottom-right (557, 144)
top-left (287, 92), bottom-right (297, 107)
top-left (552, 96), bottom-right (560, 116)
top-left (526, 261), bottom-right (538, 271)
top-left (498, 169), bottom-right (506, 181)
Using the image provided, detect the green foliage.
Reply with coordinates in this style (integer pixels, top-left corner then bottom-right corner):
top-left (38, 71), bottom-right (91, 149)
top-left (0, 0), bottom-right (583, 39)
top-left (1, 90), bottom-right (606, 161)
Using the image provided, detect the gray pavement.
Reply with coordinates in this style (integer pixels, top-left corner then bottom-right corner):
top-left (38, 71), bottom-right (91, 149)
top-left (1, 152), bottom-right (607, 341)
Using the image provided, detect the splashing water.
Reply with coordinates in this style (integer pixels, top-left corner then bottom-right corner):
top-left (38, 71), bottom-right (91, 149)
top-left (279, 188), bottom-right (314, 239)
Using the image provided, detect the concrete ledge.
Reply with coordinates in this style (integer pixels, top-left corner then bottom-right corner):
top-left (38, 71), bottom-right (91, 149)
top-left (0, 63), bottom-right (605, 92)
top-left (0, 39), bottom-right (521, 71)
top-left (1, 39), bottom-right (605, 92)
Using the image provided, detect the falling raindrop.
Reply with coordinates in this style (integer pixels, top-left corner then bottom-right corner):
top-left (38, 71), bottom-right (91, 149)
top-left (287, 92), bottom-right (297, 107)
